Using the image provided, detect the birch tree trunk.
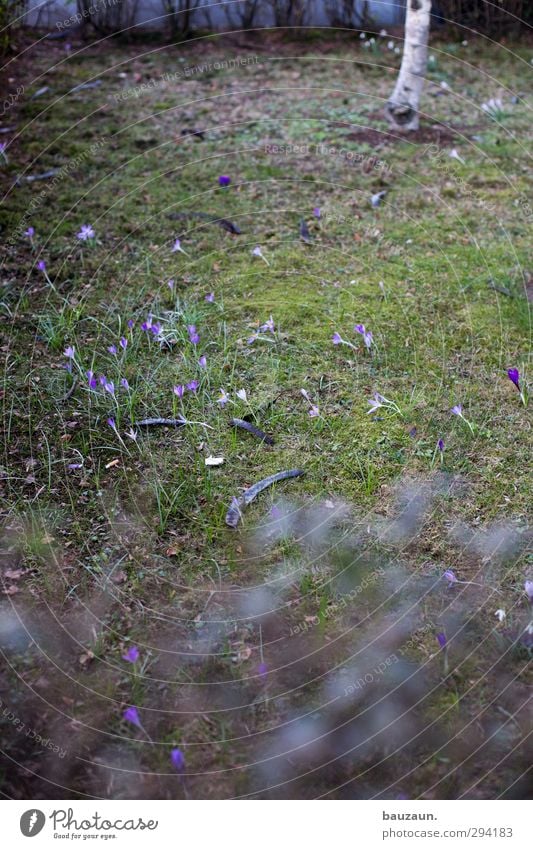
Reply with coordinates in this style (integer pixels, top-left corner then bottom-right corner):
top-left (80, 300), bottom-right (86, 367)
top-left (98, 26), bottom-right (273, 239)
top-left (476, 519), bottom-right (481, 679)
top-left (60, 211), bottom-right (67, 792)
top-left (385, 0), bottom-right (432, 131)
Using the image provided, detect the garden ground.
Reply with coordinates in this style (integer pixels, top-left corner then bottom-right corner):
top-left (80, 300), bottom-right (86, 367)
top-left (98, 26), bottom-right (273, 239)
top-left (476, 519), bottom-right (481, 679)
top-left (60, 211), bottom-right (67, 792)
top-left (0, 29), bottom-right (531, 799)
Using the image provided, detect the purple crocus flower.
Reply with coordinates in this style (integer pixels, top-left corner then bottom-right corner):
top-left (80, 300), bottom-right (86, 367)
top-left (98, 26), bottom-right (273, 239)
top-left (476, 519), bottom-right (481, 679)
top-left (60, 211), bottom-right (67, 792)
top-left (313, 207), bottom-right (321, 218)
top-left (308, 405), bottom-right (319, 418)
top-left (187, 324), bottom-right (200, 344)
top-left (76, 224), bottom-right (95, 241)
top-left (367, 392), bottom-right (388, 414)
top-left (450, 402), bottom-right (475, 432)
top-left (524, 580), bottom-right (533, 604)
top-left (24, 226), bottom-right (35, 238)
top-left (99, 374), bottom-right (107, 386)
top-left (122, 646), bottom-right (139, 663)
top-left (258, 662), bottom-right (268, 677)
top-left (198, 355), bottom-right (207, 368)
top-left (507, 368), bottom-right (520, 390)
top-left (172, 238), bottom-right (186, 254)
top-left (332, 332), bottom-right (343, 345)
top-left (37, 260), bottom-right (46, 271)
top-left (443, 569), bottom-right (457, 585)
top-left (187, 380), bottom-right (199, 392)
top-left (123, 706), bottom-right (142, 728)
top-left (355, 323), bottom-right (373, 348)
top-left (86, 370), bottom-right (98, 390)
top-left (437, 438), bottom-right (445, 452)
top-left (217, 388), bottom-right (229, 407)
top-left (64, 346), bottom-right (75, 359)
top-left (170, 748), bottom-right (185, 771)
top-left (127, 319), bottom-right (134, 329)
top-left (167, 279), bottom-right (174, 290)
top-left (218, 175), bottom-right (231, 186)
top-left (120, 378), bottom-right (130, 390)
top-left (108, 344), bottom-right (117, 354)
top-left (107, 417), bottom-right (116, 430)
top-left (173, 384), bottom-right (185, 398)
top-left (104, 380), bottom-right (115, 396)
top-left (143, 315), bottom-right (153, 330)
top-left (205, 292), bottom-right (215, 303)
top-left (119, 337), bottom-right (128, 350)
top-left (252, 246), bottom-right (269, 265)
top-left (436, 632), bottom-right (447, 649)
top-left (260, 316), bottom-right (275, 333)
top-left (68, 463), bottom-right (83, 470)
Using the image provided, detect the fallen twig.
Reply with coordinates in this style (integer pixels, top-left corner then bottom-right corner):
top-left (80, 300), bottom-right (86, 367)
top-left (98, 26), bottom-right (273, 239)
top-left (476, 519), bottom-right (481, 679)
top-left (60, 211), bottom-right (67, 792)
top-left (167, 211), bottom-right (242, 235)
top-left (136, 418), bottom-right (186, 428)
top-left (135, 416), bottom-right (213, 431)
top-left (225, 469), bottom-right (305, 528)
top-left (242, 392), bottom-right (282, 423)
top-left (59, 377), bottom-right (78, 402)
top-left (487, 280), bottom-right (514, 298)
top-left (70, 80), bottom-right (103, 93)
top-left (299, 219), bottom-right (312, 243)
top-left (18, 169), bottom-right (59, 185)
top-left (230, 418), bottom-right (275, 445)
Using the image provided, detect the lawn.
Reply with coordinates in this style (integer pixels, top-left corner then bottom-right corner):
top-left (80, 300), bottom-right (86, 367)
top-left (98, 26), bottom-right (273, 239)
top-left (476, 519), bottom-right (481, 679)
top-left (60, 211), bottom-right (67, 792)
top-left (0, 29), bottom-right (531, 800)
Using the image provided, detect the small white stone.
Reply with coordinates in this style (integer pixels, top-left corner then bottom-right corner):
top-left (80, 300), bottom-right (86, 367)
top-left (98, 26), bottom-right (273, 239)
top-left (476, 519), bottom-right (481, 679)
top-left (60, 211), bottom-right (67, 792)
top-left (205, 456), bottom-right (224, 466)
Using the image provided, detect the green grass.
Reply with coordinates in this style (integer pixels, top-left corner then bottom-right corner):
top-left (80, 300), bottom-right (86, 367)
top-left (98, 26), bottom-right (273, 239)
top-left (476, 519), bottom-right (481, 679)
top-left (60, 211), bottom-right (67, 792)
top-left (0, 30), bottom-right (531, 800)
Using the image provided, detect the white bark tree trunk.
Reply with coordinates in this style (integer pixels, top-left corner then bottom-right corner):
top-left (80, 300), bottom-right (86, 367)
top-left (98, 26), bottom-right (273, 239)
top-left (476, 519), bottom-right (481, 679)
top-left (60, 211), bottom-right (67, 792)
top-left (385, 0), bottom-right (432, 131)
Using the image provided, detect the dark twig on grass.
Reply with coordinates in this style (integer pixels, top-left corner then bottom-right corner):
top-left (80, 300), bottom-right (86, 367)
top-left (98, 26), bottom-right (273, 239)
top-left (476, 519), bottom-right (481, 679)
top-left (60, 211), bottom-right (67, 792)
top-left (70, 80), bottom-right (103, 93)
top-left (487, 280), bottom-right (514, 297)
top-left (135, 418), bottom-right (186, 428)
top-left (17, 169), bottom-right (59, 185)
top-left (59, 377), bottom-right (78, 402)
top-left (230, 418), bottom-right (275, 445)
top-left (180, 128), bottom-right (206, 140)
top-left (299, 219), bottom-right (312, 243)
top-left (242, 392), bottom-right (283, 423)
top-left (167, 211), bottom-right (242, 235)
top-left (225, 469), bottom-right (305, 528)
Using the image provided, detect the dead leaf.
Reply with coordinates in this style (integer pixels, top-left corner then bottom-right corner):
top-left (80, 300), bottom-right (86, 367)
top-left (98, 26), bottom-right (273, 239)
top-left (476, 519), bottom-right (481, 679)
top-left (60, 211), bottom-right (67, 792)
top-left (4, 569), bottom-right (26, 580)
top-left (111, 570), bottom-right (127, 584)
top-left (3, 584), bottom-right (20, 595)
